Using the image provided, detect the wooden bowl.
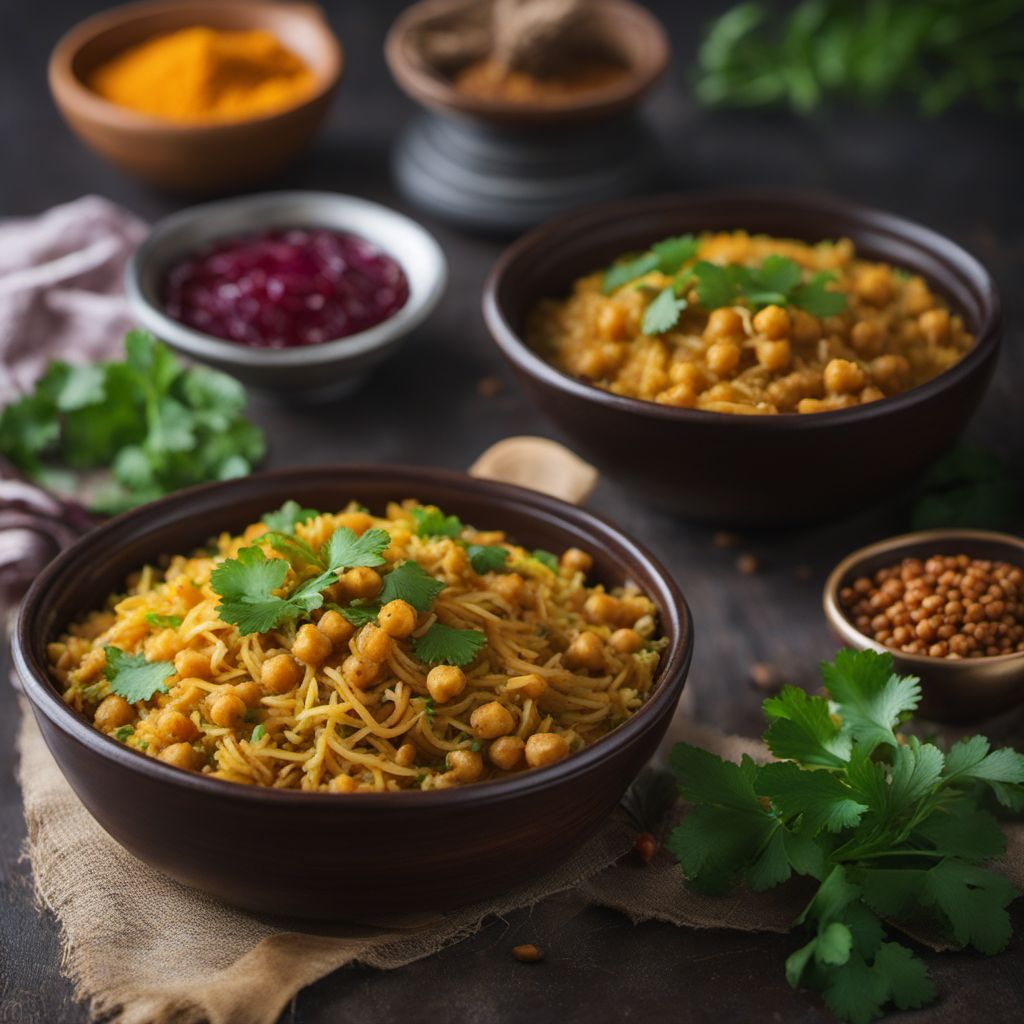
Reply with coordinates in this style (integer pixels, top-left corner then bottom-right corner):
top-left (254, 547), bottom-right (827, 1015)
top-left (823, 529), bottom-right (1024, 723)
top-left (48, 0), bottom-right (343, 192)
top-left (385, 0), bottom-right (669, 127)
top-left (13, 465), bottom-right (692, 919)
top-left (483, 190), bottom-right (1002, 525)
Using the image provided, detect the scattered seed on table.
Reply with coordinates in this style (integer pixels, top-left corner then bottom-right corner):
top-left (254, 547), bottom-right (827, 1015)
top-left (633, 831), bottom-right (657, 864)
top-left (749, 661), bottom-right (783, 692)
top-left (713, 530), bottom-right (739, 549)
top-left (512, 944), bottom-right (543, 962)
top-left (736, 553), bottom-right (759, 576)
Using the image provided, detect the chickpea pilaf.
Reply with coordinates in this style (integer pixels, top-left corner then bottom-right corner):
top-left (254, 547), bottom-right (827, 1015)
top-left (49, 500), bottom-right (665, 791)
top-left (529, 231), bottom-right (974, 414)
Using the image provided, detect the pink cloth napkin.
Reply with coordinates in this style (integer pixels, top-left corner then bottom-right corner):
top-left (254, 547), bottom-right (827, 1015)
top-left (0, 196), bottom-right (143, 612)
top-left (0, 194), bottom-right (146, 406)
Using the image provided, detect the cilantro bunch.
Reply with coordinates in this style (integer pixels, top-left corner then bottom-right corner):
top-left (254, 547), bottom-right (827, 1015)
top-left (667, 649), bottom-right (1024, 1024)
top-left (602, 237), bottom-right (847, 336)
top-left (0, 330), bottom-right (265, 513)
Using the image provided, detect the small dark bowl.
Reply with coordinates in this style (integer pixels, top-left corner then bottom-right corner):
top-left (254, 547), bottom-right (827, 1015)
top-left (824, 529), bottom-right (1024, 723)
top-left (483, 191), bottom-right (1002, 525)
top-left (13, 466), bottom-right (691, 920)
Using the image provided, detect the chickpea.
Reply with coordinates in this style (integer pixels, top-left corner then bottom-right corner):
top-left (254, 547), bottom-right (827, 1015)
top-left (159, 742), bottom-right (195, 771)
top-left (489, 735), bottom-right (526, 771)
top-left (856, 266), bottom-right (895, 306)
top-left (706, 341), bottom-right (741, 377)
top-left (470, 701), bottom-right (516, 739)
top-left (919, 308), bottom-right (950, 345)
top-left (447, 749), bottom-right (484, 782)
top-left (656, 383), bottom-right (698, 408)
top-left (753, 304), bottom-right (790, 340)
top-left (233, 680), bottom-right (263, 707)
top-left (209, 692), bottom-right (247, 729)
top-left (261, 653), bottom-right (303, 694)
top-left (490, 573), bottom-right (524, 604)
top-left (669, 360), bottom-right (705, 389)
top-left (342, 655), bottom-right (380, 690)
top-left (145, 629), bottom-right (180, 663)
top-left (790, 309), bottom-right (822, 345)
top-left (395, 742), bottom-right (418, 767)
top-left (506, 673), bottom-right (547, 700)
top-left (331, 775), bottom-right (358, 793)
top-left (597, 302), bottom-right (628, 341)
top-left (584, 593), bottom-right (621, 625)
top-left (525, 732), bottom-right (571, 769)
top-left (560, 548), bottom-right (593, 575)
top-left (564, 631), bottom-right (605, 672)
top-left (870, 354), bottom-right (910, 390)
top-left (318, 609), bottom-right (355, 647)
top-left (850, 320), bottom-right (885, 358)
top-left (424, 665), bottom-right (465, 706)
top-left (378, 599), bottom-right (417, 638)
top-left (157, 709), bottom-right (197, 743)
top-left (823, 358), bottom-right (866, 395)
top-left (755, 339), bottom-right (791, 372)
top-left (94, 695), bottom-right (134, 732)
top-left (703, 307), bottom-right (744, 342)
top-left (174, 649), bottom-right (211, 680)
top-left (292, 623), bottom-right (333, 665)
top-left (340, 567), bottom-right (382, 600)
top-left (443, 545), bottom-right (470, 576)
top-left (610, 628), bottom-right (644, 654)
top-left (336, 511), bottom-right (374, 535)
top-left (357, 623), bottom-right (392, 663)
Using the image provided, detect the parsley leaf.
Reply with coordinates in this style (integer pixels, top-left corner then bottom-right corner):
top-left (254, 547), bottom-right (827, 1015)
top-left (323, 527), bottom-right (390, 570)
top-left (251, 723), bottom-right (266, 742)
top-left (532, 549), bottom-right (559, 573)
top-left (144, 613), bottom-right (182, 629)
top-left (641, 286), bottom-right (689, 335)
top-left (412, 623), bottom-right (487, 666)
top-left (411, 505), bottom-right (463, 539)
top-left (602, 251), bottom-right (660, 294)
top-left (261, 500), bottom-right (320, 534)
top-left (378, 560), bottom-right (445, 612)
top-left (103, 646), bottom-right (174, 703)
top-left (468, 544), bottom-right (509, 574)
top-left (791, 271), bottom-right (848, 316)
top-left (763, 685), bottom-right (851, 767)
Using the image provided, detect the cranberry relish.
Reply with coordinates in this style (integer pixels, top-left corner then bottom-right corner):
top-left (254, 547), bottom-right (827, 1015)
top-left (162, 228), bottom-right (409, 348)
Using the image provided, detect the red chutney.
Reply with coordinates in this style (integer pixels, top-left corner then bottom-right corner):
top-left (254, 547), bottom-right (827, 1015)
top-left (162, 228), bottom-right (409, 348)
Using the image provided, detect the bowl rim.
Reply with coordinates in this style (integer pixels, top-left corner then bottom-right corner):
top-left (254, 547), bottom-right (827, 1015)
top-left (14, 463), bottom-right (693, 808)
top-left (124, 191), bottom-right (448, 368)
top-left (384, 0), bottom-right (670, 124)
top-left (482, 188), bottom-right (1002, 431)
top-left (48, 0), bottom-right (344, 134)
top-left (822, 527), bottom-right (1024, 669)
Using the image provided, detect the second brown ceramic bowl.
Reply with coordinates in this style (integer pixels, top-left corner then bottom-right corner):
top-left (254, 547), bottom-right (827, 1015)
top-left (49, 0), bottom-right (343, 192)
top-left (824, 529), bottom-right (1024, 723)
top-left (13, 466), bottom-right (691, 920)
top-left (483, 191), bottom-right (1002, 526)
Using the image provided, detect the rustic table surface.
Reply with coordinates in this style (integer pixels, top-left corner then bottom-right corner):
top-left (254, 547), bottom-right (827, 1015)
top-left (2, 2), bottom-right (1023, 1022)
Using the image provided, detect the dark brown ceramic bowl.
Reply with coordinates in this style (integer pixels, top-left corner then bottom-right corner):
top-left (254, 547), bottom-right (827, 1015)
top-left (824, 529), bottom-right (1024, 723)
top-left (483, 191), bottom-right (1002, 526)
top-left (49, 0), bottom-right (342, 192)
top-left (385, 0), bottom-right (669, 127)
top-left (13, 465), bottom-right (691, 920)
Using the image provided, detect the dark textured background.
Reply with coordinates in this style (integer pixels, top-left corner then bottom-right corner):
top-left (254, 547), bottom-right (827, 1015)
top-left (2, 1), bottom-right (1023, 1021)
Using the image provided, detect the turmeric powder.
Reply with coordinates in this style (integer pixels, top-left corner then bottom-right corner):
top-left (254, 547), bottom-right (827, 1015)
top-left (88, 26), bottom-right (315, 123)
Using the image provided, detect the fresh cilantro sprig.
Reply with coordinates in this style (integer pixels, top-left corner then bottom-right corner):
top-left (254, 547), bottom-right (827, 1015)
top-left (144, 613), bottom-right (182, 629)
top-left (0, 330), bottom-right (265, 513)
top-left (262, 500), bottom-right (320, 534)
top-left (212, 523), bottom-right (390, 635)
top-left (602, 234), bottom-right (699, 294)
top-left (412, 623), bottom-right (487, 667)
top-left (412, 506), bottom-right (463, 539)
top-left (103, 646), bottom-right (175, 703)
top-left (340, 559), bottom-right (447, 627)
top-left (667, 649), bottom-right (1024, 1024)
top-left (467, 544), bottom-right (509, 574)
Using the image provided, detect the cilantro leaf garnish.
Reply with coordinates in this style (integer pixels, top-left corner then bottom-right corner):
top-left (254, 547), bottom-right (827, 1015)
top-left (261, 500), bottom-right (320, 534)
top-left (468, 544), bottom-right (509, 574)
top-left (602, 252), bottom-right (660, 294)
top-left (378, 560), bottom-right (445, 611)
top-left (792, 271), bottom-right (848, 317)
top-left (412, 623), bottom-right (487, 666)
top-left (251, 723), bottom-right (266, 742)
top-left (411, 506), bottom-right (463, 539)
top-left (339, 603), bottom-right (380, 627)
top-left (103, 646), bottom-right (175, 703)
top-left (531, 549), bottom-right (559, 573)
top-left (602, 235), bottom-right (698, 294)
top-left (0, 330), bottom-right (266, 513)
top-left (641, 286), bottom-right (689, 335)
top-left (667, 648), bottom-right (1024, 1024)
top-left (211, 547), bottom-right (308, 635)
top-left (144, 613), bottom-right (182, 629)
top-left (323, 526), bottom-right (390, 570)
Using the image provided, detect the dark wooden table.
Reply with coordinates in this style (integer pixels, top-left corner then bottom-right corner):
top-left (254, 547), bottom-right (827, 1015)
top-left (2, 2), bottom-right (1023, 1021)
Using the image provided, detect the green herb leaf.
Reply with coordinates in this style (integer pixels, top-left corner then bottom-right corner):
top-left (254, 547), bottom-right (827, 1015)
top-left (114, 724), bottom-right (134, 742)
top-left (262, 500), bottom-right (320, 534)
top-left (323, 526), bottom-right (390, 571)
top-left (532, 549), bottom-right (559, 573)
top-left (791, 271), bottom-right (848, 316)
top-left (651, 234), bottom-right (699, 274)
top-left (144, 613), bottom-right (182, 629)
top-left (602, 252), bottom-right (660, 294)
top-left (468, 544), bottom-right (509, 574)
top-left (339, 603), bottom-right (380, 627)
top-left (641, 286), bottom-right (689, 335)
top-left (251, 723), bottom-right (266, 742)
top-left (412, 623), bottom-right (487, 667)
top-left (762, 685), bottom-right (851, 767)
top-left (411, 506), bottom-right (464, 540)
top-left (378, 559), bottom-right (446, 612)
top-left (692, 260), bottom-right (738, 309)
top-left (103, 646), bottom-right (175, 703)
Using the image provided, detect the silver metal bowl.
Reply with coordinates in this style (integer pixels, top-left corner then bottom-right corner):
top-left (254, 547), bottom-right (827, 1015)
top-left (823, 529), bottom-right (1024, 723)
top-left (126, 191), bottom-right (447, 398)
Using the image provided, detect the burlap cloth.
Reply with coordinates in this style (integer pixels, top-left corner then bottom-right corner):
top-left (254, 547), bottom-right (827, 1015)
top-left (16, 706), bottom-right (1024, 1024)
